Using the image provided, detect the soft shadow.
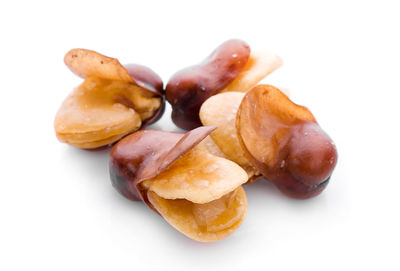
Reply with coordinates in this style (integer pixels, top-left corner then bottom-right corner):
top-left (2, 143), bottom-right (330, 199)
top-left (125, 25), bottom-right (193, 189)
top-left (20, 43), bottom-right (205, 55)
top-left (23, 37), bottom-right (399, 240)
top-left (243, 178), bottom-right (282, 199)
top-left (244, 178), bottom-right (328, 209)
top-left (60, 146), bottom-right (111, 180)
top-left (60, 145), bottom-right (149, 210)
top-left (144, 123), bottom-right (163, 130)
top-left (145, 121), bottom-right (185, 133)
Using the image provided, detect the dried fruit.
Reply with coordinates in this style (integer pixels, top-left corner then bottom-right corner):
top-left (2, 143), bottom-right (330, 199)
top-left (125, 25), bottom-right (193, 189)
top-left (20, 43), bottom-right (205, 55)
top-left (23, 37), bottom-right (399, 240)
top-left (109, 126), bottom-right (248, 242)
top-left (54, 49), bottom-right (164, 148)
top-left (200, 85), bottom-right (338, 198)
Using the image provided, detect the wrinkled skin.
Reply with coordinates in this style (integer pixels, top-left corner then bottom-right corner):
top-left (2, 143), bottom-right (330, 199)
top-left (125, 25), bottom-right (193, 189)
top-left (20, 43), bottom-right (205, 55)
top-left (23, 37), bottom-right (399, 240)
top-left (166, 39), bottom-right (250, 130)
top-left (237, 85), bottom-right (338, 199)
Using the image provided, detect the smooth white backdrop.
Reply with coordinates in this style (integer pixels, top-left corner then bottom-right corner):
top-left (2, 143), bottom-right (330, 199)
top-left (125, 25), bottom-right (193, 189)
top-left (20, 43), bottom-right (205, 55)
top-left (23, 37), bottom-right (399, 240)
top-left (1, 1), bottom-right (399, 270)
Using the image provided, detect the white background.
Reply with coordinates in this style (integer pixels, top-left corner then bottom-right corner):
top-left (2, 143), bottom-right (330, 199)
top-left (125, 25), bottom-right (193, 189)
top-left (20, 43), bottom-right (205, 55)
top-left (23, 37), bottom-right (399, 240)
top-left (1, 1), bottom-right (399, 270)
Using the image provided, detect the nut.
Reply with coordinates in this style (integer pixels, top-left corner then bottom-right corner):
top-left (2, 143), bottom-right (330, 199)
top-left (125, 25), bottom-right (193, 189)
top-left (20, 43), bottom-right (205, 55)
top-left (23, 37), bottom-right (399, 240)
top-left (200, 85), bottom-right (338, 199)
top-left (109, 126), bottom-right (248, 242)
top-left (166, 40), bottom-right (282, 130)
top-left (166, 39), bottom-right (251, 130)
top-left (54, 49), bottom-right (164, 149)
top-left (237, 85), bottom-right (337, 198)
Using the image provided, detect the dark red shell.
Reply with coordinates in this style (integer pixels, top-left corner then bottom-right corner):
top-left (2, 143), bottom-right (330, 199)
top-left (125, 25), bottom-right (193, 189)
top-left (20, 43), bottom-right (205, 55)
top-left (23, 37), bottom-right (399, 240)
top-left (109, 126), bottom-right (216, 208)
top-left (166, 39), bottom-right (250, 130)
top-left (236, 85), bottom-right (338, 199)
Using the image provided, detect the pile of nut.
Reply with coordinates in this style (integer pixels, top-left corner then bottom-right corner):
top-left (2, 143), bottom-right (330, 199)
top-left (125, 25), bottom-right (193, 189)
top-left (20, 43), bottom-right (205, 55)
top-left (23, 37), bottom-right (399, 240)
top-left (55, 40), bottom-right (338, 242)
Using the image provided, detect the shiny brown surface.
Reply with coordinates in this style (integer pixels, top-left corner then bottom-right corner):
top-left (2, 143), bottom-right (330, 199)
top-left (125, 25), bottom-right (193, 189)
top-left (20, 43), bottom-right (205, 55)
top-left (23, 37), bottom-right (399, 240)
top-left (109, 126), bottom-right (216, 205)
top-left (237, 85), bottom-right (338, 199)
top-left (124, 64), bottom-right (163, 95)
top-left (124, 64), bottom-right (164, 126)
top-left (166, 39), bottom-right (250, 130)
top-left (110, 126), bottom-right (249, 242)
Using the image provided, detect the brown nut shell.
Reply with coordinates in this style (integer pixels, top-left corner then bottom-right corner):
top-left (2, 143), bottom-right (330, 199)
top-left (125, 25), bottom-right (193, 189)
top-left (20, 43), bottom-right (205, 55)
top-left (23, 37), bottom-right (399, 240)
top-left (166, 39), bottom-right (250, 130)
top-left (109, 126), bottom-right (216, 205)
top-left (110, 126), bottom-right (248, 242)
top-left (55, 49), bottom-right (164, 148)
top-left (236, 85), bottom-right (338, 199)
top-left (124, 64), bottom-right (163, 96)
